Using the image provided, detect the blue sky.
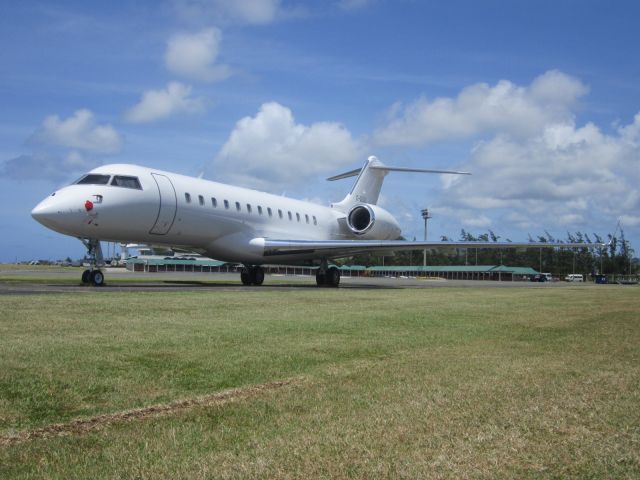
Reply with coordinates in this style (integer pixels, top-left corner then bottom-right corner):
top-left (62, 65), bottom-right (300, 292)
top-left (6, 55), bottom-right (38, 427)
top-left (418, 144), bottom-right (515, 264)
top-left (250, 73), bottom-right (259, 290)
top-left (1, 0), bottom-right (639, 261)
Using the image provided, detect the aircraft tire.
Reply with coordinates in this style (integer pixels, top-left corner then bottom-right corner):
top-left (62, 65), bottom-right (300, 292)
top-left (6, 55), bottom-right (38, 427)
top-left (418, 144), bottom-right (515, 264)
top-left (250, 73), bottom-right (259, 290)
top-left (315, 269), bottom-right (326, 287)
top-left (240, 267), bottom-right (251, 286)
top-left (327, 266), bottom-right (341, 287)
top-left (81, 269), bottom-right (91, 284)
top-left (91, 269), bottom-right (105, 287)
top-left (252, 266), bottom-right (265, 286)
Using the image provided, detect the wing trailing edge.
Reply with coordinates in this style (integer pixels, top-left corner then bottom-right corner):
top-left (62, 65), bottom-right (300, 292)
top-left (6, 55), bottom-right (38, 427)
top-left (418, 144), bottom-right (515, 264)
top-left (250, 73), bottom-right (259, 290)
top-left (259, 238), bottom-right (603, 259)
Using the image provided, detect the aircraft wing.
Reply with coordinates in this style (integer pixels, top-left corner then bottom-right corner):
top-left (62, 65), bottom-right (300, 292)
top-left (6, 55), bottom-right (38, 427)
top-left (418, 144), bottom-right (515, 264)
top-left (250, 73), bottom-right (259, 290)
top-left (259, 239), bottom-right (601, 259)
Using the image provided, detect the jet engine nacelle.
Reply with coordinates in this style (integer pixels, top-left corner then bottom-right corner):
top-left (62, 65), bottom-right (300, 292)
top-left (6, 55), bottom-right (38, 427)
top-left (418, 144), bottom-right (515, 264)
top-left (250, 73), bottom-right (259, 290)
top-left (346, 204), bottom-right (401, 240)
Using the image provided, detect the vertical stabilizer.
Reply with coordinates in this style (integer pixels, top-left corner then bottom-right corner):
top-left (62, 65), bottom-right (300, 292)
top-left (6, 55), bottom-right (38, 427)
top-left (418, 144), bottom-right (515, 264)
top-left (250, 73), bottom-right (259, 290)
top-left (328, 155), bottom-right (470, 212)
top-left (331, 156), bottom-right (388, 211)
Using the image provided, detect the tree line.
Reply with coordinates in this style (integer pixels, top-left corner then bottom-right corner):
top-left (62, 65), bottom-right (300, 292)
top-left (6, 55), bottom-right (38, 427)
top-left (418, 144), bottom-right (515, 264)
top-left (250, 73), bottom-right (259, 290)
top-left (346, 229), bottom-right (637, 276)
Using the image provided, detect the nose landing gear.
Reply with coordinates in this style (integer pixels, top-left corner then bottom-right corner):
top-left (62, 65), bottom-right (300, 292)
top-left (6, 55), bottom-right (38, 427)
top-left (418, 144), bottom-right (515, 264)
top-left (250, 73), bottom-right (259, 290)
top-left (79, 238), bottom-right (106, 286)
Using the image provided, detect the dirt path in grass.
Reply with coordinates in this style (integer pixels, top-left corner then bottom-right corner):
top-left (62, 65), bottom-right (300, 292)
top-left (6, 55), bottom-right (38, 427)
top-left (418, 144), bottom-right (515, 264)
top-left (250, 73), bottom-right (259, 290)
top-left (0, 378), bottom-right (301, 446)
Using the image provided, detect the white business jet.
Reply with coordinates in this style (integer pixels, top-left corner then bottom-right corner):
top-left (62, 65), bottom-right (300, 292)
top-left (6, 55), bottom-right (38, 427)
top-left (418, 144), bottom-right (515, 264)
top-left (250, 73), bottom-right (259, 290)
top-left (31, 155), bottom-right (591, 287)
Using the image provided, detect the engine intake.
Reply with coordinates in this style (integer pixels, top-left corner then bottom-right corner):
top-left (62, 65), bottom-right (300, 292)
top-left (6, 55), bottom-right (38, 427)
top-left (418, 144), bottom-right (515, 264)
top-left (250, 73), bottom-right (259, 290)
top-left (345, 204), bottom-right (401, 239)
top-left (348, 204), bottom-right (375, 234)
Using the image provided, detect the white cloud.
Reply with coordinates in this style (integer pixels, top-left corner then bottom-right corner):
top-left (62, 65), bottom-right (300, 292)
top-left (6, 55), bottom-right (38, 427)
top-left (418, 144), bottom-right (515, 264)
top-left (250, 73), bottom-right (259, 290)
top-left (461, 214), bottom-right (493, 228)
top-left (31, 109), bottom-right (122, 154)
top-left (439, 114), bottom-right (640, 234)
top-left (172, 0), bottom-right (282, 25)
top-left (165, 27), bottom-right (231, 83)
top-left (620, 214), bottom-right (640, 228)
top-left (211, 102), bottom-right (363, 189)
top-left (125, 82), bottom-right (204, 123)
top-left (6, 110), bottom-right (120, 182)
top-left (220, 0), bottom-right (281, 23)
top-left (375, 70), bottom-right (589, 146)
top-left (0, 151), bottom-right (100, 182)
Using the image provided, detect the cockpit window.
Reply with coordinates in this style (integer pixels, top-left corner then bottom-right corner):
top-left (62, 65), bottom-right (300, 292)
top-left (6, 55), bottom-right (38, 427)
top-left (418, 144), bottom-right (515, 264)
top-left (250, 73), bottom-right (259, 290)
top-left (76, 174), bottom-right (110, 185)
top-left (111, 176), bottom-right (142, 190)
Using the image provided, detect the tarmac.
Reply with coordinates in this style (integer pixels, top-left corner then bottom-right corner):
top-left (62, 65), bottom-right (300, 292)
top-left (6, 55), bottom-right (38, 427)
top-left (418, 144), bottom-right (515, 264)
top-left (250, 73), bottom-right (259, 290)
top-left (0, 267), bottom-right (595, 295)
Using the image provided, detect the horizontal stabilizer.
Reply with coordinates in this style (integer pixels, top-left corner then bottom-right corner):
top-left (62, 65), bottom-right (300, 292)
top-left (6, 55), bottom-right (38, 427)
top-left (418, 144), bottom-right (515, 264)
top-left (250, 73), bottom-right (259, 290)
top-left (327, 164), bottom-right (470, 181)
top-left (326, 168), bottom-right (362, 181)
top-left (370, 166), bottom-right (470, 175)
top-left (329, 155), bottom-right (472, 209)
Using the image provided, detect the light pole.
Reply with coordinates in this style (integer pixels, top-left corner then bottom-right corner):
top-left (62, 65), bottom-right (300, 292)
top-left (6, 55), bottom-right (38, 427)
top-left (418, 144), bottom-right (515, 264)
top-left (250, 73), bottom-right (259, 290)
top-left (599, 244), bottom-right (603, 275)
top-left (421, 208), bottom-right (432, 269)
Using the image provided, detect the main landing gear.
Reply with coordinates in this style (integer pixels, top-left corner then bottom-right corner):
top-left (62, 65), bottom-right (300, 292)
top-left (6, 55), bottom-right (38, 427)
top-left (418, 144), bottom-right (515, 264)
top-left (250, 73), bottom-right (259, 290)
top-left (316, 263), bottom-right (341, 287)
top-left (240, 266), bottom-right (265, 286)
top-left (79, 238), bottom-right (106, 286)
top-left (81, 268), bottom-right (105, 286)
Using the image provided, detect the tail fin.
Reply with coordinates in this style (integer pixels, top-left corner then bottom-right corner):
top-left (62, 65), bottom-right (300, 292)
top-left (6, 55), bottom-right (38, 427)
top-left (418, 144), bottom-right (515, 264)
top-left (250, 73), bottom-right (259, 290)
top-left (330, 156), bottom-right (387, 210)
top-left (329, 155), bottom-right (470, 211)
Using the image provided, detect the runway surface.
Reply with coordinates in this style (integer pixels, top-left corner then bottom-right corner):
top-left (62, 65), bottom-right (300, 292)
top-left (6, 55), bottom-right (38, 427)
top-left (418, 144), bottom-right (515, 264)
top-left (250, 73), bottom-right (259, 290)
top-left (0, 267), bottom-right (590, 295)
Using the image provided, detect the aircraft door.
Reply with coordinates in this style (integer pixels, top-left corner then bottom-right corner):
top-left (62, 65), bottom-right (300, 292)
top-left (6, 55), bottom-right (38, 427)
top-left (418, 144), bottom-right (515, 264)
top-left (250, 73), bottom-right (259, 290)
top-left (149, 173), bottom-right (177, 235)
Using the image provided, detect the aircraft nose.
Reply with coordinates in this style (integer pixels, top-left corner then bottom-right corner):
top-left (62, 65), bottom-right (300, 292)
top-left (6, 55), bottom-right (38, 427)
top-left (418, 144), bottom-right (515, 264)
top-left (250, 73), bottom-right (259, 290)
top-left (31, 196), bottom-right (60, 228)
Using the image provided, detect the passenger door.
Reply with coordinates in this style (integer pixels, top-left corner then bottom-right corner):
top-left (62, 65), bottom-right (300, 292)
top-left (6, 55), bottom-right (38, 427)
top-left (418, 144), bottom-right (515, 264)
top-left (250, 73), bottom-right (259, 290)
top-left (149, 173), bottom-right (177, 235)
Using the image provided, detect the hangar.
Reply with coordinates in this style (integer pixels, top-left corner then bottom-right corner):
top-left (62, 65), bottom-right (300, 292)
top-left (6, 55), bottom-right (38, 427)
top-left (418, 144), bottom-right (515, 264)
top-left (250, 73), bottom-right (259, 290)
top-left (125, 257), bottom-right (538, 281)
top-left (366, 265), bottom-right (539, 281)
top-left (126, 257), bottom-right (231, 273)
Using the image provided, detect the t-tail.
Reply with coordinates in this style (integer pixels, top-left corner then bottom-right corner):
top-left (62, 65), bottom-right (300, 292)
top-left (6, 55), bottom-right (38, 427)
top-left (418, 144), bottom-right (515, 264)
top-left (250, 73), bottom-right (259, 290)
top-left (329, 155), bottom-right (470, 212)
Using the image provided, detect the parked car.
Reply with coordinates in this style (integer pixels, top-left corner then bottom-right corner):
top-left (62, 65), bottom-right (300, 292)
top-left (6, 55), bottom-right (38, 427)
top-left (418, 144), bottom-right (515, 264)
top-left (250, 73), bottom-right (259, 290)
top-left (565, 274), bottom-right (584, 282)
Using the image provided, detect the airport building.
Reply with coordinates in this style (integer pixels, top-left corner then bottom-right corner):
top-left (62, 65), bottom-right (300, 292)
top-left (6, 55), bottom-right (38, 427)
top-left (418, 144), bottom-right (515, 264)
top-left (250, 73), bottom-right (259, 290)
top-left (126, 256), bottom-right (231, 273)
top-left (365, 265), bottom-right (538, 281)
top-left (125, 256), bottom-right (538, 281)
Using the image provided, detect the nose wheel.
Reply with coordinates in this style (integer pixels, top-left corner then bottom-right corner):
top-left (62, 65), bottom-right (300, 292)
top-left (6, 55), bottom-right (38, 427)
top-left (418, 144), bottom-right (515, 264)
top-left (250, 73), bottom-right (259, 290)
top-left (79, 238), bottom-right (106, 286)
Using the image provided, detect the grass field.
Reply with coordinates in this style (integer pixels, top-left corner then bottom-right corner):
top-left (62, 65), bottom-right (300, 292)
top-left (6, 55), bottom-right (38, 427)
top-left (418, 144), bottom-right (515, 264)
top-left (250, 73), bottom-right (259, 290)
top-left (1, 285), bottom-right (639, 478)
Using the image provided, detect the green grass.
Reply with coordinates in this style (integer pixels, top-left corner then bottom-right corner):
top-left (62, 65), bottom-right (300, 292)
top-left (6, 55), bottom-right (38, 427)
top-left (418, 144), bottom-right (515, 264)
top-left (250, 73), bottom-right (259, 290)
top-left (1, 286), bottom-right (639, 478)
top-left (0, 268), bottom-right (309, 285)
top-left (0, 274), bottom-right (234, 285)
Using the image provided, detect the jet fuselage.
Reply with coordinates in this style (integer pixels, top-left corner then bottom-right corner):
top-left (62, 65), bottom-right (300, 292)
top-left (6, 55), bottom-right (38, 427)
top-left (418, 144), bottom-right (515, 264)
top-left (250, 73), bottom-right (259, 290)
top-left (31, 163), bottom-right (401, 265)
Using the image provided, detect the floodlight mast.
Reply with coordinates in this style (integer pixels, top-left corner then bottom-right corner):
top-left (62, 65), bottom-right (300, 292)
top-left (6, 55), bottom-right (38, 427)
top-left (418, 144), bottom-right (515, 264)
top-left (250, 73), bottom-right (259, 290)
top-left (421, 208), bottom-right (432, 269)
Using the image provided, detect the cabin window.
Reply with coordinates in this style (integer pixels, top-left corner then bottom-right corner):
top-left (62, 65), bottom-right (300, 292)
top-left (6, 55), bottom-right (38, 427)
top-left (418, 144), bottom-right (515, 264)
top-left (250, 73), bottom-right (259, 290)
top-left (198, 195), bottom-right (204, 206)
top-left (267, 207), bottom-right (272, 217)
top-left (76, 174), bottom-right (110, 185)
top-left (185, 193), bottom-right (191, 203)
top-left (288, 211), bottom-right (292, 221)
top-left (257, 206), bottom-right (263, 215)
top-left (313, 216), bottom-right (317, 225)
top-left (246, 204), bottom-right (252, 214)
top-left (305, 214), bottom-right (309, 224)
top-left (235, 201), bottom-right (241, 211)
top-left (224, 200), bottom-right (229, 209)
top-left (111, 176), bottom-right (142, 190)
top-left (211, 197), bottom-right (217, 207)
top-left (296, 213), bottom-right (300, 222)
top-left (278, 209), bottom-right (283, 219)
